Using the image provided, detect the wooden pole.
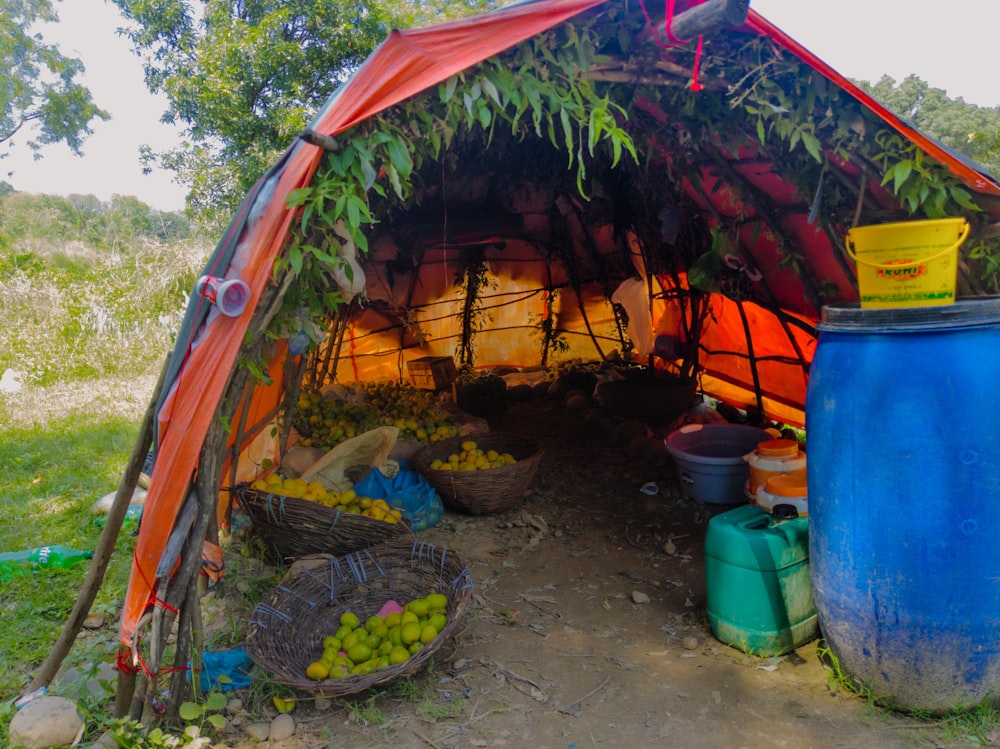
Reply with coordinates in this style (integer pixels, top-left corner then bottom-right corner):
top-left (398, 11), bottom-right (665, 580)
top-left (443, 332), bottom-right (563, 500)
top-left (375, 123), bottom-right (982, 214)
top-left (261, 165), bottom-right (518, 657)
top-left (24, 358), bottom-right (168, 695)
top-left (666, 0), bottom-right (749, 41)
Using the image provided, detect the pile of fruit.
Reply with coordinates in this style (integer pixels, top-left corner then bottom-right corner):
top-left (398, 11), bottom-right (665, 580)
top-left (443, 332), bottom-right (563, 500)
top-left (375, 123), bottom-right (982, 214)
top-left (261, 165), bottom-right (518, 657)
top-left (295, 382), bottom-right (461, 451)
top-left (429, 440), bottom-right (518, 472)
top-left (249, 474), bottom-right (403, 524)
top-left (306, 593), bottom-right (450, 679)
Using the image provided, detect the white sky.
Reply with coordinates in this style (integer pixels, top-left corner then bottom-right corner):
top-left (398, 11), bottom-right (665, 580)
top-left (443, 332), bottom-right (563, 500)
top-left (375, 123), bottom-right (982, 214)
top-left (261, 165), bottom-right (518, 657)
top-left (3, 0), bottom-right (998, 213)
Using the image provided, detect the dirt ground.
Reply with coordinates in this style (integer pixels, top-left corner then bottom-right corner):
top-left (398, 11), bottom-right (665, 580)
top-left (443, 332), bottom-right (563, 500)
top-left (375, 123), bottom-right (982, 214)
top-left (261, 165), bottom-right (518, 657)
top-left (205, 392), bottom-right (975, 749)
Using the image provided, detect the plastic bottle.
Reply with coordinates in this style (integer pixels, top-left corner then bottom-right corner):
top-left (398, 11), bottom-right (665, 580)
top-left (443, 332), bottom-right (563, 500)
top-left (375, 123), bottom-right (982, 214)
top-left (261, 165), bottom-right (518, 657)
top-left (93, 504), bottom-right (144, 528)
top-left (0, 545), bottom-right (94, 579)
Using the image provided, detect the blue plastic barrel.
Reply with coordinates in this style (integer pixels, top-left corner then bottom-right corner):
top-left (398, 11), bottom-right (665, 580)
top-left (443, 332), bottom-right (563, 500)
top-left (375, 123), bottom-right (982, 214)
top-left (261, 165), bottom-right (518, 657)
top-left (806, 299), bottom-right (1000, 712)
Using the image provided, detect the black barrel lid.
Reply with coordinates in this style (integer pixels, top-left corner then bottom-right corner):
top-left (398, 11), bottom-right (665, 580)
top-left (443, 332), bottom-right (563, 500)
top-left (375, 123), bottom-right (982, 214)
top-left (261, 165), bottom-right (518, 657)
top-left (819, 297), bottom-right (1000, 332)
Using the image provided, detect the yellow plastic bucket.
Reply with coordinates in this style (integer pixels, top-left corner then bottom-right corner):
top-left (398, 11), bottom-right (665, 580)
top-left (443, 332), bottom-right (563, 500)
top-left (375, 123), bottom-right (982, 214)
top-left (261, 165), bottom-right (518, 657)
top-left (845, 218), bottom-right (969, 309)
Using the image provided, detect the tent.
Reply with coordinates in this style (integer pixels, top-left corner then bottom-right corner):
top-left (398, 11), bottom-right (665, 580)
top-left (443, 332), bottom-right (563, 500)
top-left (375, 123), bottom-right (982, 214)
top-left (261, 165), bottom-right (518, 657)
top-left (43, 0), bottom-right (1000, 714)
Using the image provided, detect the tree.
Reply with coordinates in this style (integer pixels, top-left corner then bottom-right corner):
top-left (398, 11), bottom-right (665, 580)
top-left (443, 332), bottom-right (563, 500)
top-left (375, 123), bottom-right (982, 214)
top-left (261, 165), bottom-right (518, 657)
top-left (112, 0), bottom-right (493, 225)
top-left (857, 74), bottom-right (1000, 178)
top-left (0, 0), bottom-right (109, 159)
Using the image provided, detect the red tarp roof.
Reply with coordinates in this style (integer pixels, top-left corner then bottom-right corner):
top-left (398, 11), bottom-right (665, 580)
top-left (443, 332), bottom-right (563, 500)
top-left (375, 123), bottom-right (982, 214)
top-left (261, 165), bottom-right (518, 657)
top-left (121, 0), bottom-right (1000, 650)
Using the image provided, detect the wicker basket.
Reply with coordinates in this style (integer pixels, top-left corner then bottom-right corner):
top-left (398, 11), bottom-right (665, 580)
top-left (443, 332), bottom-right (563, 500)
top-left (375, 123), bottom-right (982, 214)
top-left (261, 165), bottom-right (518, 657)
top-left (244, 539), bottom-right (473, 696)
top-left (234, 484), bottom-right (411, 560)
top-left (412, 433), bottom-right (542, 515)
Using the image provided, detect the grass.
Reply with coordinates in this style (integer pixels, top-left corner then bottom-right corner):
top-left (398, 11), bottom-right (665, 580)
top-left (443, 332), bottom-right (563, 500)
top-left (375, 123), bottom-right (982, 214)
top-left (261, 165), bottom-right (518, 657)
top-left (818, 641), bottom-right (1000, 744)
top-left (0, 233), bottom-right (205, 745)
top-left (0, 416), bottom-right (141, 698)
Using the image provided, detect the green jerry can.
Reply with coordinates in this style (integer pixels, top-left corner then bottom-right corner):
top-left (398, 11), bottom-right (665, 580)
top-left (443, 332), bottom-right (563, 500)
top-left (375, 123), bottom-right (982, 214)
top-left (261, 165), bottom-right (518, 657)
top-left (704, 503), bottom-right (818, 656)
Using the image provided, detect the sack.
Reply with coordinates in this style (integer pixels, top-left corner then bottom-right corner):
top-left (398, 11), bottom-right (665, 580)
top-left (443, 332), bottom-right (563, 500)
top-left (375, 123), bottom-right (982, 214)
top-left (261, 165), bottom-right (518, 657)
top-left (300, 426), bottom-right (398, 492)
top-left (354, 460), bottom-right (443, 531)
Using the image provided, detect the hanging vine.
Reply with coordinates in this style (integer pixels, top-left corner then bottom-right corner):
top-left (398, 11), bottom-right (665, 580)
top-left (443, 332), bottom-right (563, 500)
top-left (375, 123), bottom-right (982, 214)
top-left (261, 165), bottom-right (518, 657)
top-left (270, 1), bottom-right (999, 359)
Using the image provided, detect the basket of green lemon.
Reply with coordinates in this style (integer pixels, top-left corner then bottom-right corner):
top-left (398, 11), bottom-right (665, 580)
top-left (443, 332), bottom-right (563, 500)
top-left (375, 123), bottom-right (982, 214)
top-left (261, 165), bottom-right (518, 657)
top-left (244, 539), bottom-right (472, 696)
top-left (412, 432), bottom-right (542, 515)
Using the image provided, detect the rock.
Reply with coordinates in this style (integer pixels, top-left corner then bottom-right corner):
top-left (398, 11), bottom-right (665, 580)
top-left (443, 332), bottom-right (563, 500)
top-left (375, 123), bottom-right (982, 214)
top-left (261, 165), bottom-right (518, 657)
top-left (0, 368), bottom-right (24, 393)
top-left (281, 446), bottom-right (327, 478)
top-left (90, 488), bottom-right (147, 515)
top-left (269, 713), bottom-right (296, 741)
top-left (507, 383), bottom-right (535, 401)
top-left (314, 697), bottom-right (333, 712)
top-left (532, 381), bottom-right (552, 398)
top-left (83, 732), bottom-right (118, 748)
top-left (387, 438), bottom-right (424, 461)
top-left (612, 419), bottom-right (649, 445)
top-left (631, 590), bottom-right (651, 604)
top-left (9, 695), bottom-right (85, 748)
top-left (226, 698), bottom-right (243, 715)
top-left (82, 613), bottom-right (105, 630)
top-left (682, 636), bottom-right (700, 650)
top-left (564, 393), bottom-right (592, 411)
top-left (245, 722), bottom-right (270, 742)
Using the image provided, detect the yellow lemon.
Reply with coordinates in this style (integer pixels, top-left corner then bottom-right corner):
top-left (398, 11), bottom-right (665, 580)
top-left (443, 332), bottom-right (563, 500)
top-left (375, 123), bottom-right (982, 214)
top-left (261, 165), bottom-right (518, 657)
top-left (384, 612), bottom-right (402, 629)
top-left (400, 611), bottom-right (419, 625)
top-left (305, 660), bottom-right (330, 680)
top-left (461, 440), bottom-right (478, 452)
top-left (273, 695), bottom-right (296, 714)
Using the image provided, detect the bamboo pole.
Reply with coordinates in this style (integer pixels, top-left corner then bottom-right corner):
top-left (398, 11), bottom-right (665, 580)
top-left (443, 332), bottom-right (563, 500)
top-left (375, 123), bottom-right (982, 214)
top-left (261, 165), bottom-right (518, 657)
top-left (24, 358), bottom-right (168, 696)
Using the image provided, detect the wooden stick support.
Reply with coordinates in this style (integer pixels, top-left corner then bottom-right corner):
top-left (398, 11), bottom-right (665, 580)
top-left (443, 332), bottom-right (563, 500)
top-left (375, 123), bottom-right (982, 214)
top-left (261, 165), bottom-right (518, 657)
top-left (23, 359), bottom-right (168, 695)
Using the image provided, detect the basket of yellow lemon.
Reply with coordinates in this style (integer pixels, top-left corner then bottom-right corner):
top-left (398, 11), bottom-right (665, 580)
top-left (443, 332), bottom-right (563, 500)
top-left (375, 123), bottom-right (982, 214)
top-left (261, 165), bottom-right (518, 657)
top-left (245, 539), bottom-right (472, 696)
top-left (234, 474), bottom-right (412, 560)
top-left (412, 433), bottom-right (543, 514)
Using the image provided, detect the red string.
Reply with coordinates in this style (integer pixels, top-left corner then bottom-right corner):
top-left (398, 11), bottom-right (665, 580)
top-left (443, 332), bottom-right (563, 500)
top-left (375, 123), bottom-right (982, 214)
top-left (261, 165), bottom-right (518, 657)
top-left (691, 34), bottom-right (705, 92)
top-left (132, 547), bottom-right (181, 616)
top-left (636, 0), bottom-right (706, 93)
top-left (116, 647), bottom-right (140, 676)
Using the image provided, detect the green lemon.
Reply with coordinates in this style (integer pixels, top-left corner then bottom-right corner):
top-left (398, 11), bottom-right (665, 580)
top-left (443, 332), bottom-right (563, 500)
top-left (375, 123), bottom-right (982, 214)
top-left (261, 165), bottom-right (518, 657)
top-left (341, 631), bottom-right (362, 652)
top-left (425, 593), bottom-right (448, 611)
top-left (429, 613), bottom-right (447, 632)
top-left (347, 642), bottom-right (373, 664)
top-left (406, 599), bottom-right (430, 618)
top-left (419, 623), bottom-right (439, 645)
top-left (340, 611), bottom-right (361, 630)
top-left (401, 621), bottom-right (422, 645)
top-left (389, 646), bottom-right (411, 665)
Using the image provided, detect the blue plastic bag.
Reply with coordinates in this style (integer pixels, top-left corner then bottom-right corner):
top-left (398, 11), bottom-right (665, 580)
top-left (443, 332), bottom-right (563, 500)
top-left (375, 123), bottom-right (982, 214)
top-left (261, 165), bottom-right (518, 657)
top-left (355, 460), bottom-right (444, 531)
top-left (199, 647), bottom-right (254, 691)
